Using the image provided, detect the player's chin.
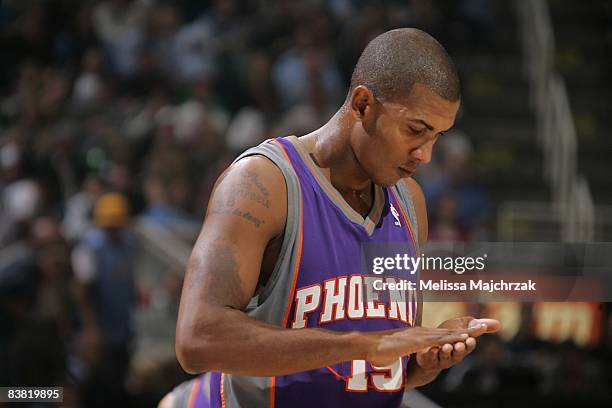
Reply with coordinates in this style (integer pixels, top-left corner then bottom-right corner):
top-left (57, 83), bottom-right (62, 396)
top-left (377, 169), bottom-right (409, 187)
top-left (369, 167), bottom-right (404, 187)
top-left (375, 173), bottom-right (401, 187)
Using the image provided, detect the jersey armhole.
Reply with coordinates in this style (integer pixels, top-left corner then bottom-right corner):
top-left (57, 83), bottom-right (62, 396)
top-left (232, 140), bottom-right (302, 308)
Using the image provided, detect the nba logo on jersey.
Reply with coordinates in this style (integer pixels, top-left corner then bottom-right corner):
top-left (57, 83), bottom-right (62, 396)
top-left (390, 203), bottom-right (401, 227)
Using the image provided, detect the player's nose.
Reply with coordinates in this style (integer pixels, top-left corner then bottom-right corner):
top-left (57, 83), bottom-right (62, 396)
top-left (411, 140), bottom-right (434, 164)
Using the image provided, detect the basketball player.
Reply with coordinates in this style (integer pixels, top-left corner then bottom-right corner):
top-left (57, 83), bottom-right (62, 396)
top-left (166, 28), bottom-right (500, 407)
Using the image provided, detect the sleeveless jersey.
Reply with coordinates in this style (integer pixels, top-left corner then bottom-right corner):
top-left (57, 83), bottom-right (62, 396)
top-left (189, 136), bottom-right (420, 408)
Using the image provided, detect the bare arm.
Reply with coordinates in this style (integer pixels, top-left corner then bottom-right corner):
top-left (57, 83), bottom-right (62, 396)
top-left (175, 160), bottom-right (484, 376)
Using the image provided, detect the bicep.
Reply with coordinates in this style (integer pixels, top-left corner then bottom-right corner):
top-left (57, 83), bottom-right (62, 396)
top-left (181, 157), bottom-right (286, 312)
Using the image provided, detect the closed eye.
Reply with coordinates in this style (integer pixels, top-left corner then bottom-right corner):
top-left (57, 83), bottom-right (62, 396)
top-left (408, 127), bottom-right (426, 136)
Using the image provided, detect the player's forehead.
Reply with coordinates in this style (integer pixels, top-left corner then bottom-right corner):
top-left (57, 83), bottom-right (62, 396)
top-left (382, 83), bottom-right (460, 129)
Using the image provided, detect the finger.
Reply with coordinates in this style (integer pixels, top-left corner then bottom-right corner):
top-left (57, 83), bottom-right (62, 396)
top-left (451, 341), bottom-right (466, 363)
top-left (465, 323), bottom-right (487, 338)
top-left (441, 343), bottom-right (453, 355)
top-left (465, 336), bottom-right (477, 353)
top-left (422, 326), bottom-right (479, 349)
top-left (438, 343), bottom-right (453, 366)
top-left (468, 318), bottom-right (502, 333)
top-left (454, 341), bottom-right (466, 353)
top-left (437, 333), bottom-right (469, 348)
top-left (424, 347), bottom-right (439, 363)
top-left (422, 330), bottom-right (468, 350)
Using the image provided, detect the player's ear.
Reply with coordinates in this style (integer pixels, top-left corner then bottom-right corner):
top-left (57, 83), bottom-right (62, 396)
top-left (350, 86), bottom-right (375, 121)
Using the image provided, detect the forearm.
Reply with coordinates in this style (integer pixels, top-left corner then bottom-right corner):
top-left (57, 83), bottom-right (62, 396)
top-left (176, 307), bottom-right (368, 376)
top-left (404, 355), bottom-right (441, 389)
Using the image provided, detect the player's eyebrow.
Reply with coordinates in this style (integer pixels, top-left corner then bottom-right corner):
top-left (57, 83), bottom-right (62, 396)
top-left (407, 118), bottom-right (451, 133)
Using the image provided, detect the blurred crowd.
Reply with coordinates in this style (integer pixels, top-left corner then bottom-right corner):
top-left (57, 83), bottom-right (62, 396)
top-left (421, 303), bottom-right (611, 407)
top-left (0, 0), bottom-right (609, 406)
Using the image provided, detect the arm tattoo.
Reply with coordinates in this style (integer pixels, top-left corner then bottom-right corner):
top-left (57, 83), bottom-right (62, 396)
top-left (208, 170), bottom-right (270, 228)
top-left (210, 208), bottom-right (265, 228)
top-left (227, 186), bottom-right (271, 209)
top-left (244, 170), bottom-right (270, 198)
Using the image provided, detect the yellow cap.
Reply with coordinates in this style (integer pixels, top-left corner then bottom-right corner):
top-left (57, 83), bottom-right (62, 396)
top-left (93, 193), bottom-right (130, 227)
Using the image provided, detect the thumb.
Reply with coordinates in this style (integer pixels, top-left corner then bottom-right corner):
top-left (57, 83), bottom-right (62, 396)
top-left (468, 318), bottom-right (502, 333)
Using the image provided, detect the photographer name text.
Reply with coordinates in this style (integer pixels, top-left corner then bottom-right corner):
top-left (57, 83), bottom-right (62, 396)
top-left (373, 279), bottom-right (536, 292)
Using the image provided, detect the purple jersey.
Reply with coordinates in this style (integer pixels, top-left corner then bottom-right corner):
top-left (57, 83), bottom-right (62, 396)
top-left (191, 136), bottom-right (419, 408)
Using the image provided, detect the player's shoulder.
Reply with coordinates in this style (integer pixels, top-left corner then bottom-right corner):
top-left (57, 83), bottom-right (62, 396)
top-left (220, 154), bottom-right (287, 199)
top-left (397, 177), bottom-right (427, 243)
top-left (206, 154), bottom-right (287, 237)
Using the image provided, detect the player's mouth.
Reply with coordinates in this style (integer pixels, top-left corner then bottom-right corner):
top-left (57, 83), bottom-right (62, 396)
top-left (398, 164), bottom-right (417, 177)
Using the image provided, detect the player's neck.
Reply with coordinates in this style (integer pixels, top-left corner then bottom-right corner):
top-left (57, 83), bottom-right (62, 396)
top-left (301, 112), bottom-right (372, 196)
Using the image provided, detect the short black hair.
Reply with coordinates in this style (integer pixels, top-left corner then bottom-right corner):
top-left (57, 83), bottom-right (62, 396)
top-left (350, 28), bottom-right (460, 102)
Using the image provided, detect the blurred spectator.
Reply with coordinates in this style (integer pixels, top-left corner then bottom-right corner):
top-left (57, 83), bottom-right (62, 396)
top-left (174, 77), bottom-right (229, 146)
top-left (62, 174), bottom-right (104, 242)
top-left (272, 17), bottom-right (344, 110)
top-left (225, 51), bottom-right (276, 151)
top-left (71, 193), bottom-right (137, 405)
top-left (141, 175), bottom-right (200, 240)
top-left (30, 226), bottom-right (79, 339)
top-left (0, 223), bottom-right (37, 386)
top-left (450, 0), bottom-right (496, 52)
top-left (226, 106), bottom-right (268, 152)
top-left (417, 130), bottom-right (491, 240)
top-left (428, 193), bottom-right (463, 241)
top-left (0, 163), bottom-right (41, 246)
top-left (72, 47), bottom-right (106, 108)
top-left (53, 3), bottom-right (99, 68)
top-left (92, 0), bottom-right (150, 77)
top-left (0, 218), bottom-right (77, 387)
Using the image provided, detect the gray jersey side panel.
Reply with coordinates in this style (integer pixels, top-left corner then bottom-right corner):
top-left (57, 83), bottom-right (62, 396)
top-left (223, 140), bottom-right (302, 408)
top-left (393, 180), bottom-right (420, 253)
top-left (168, 378), bottom-right (196, 407)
